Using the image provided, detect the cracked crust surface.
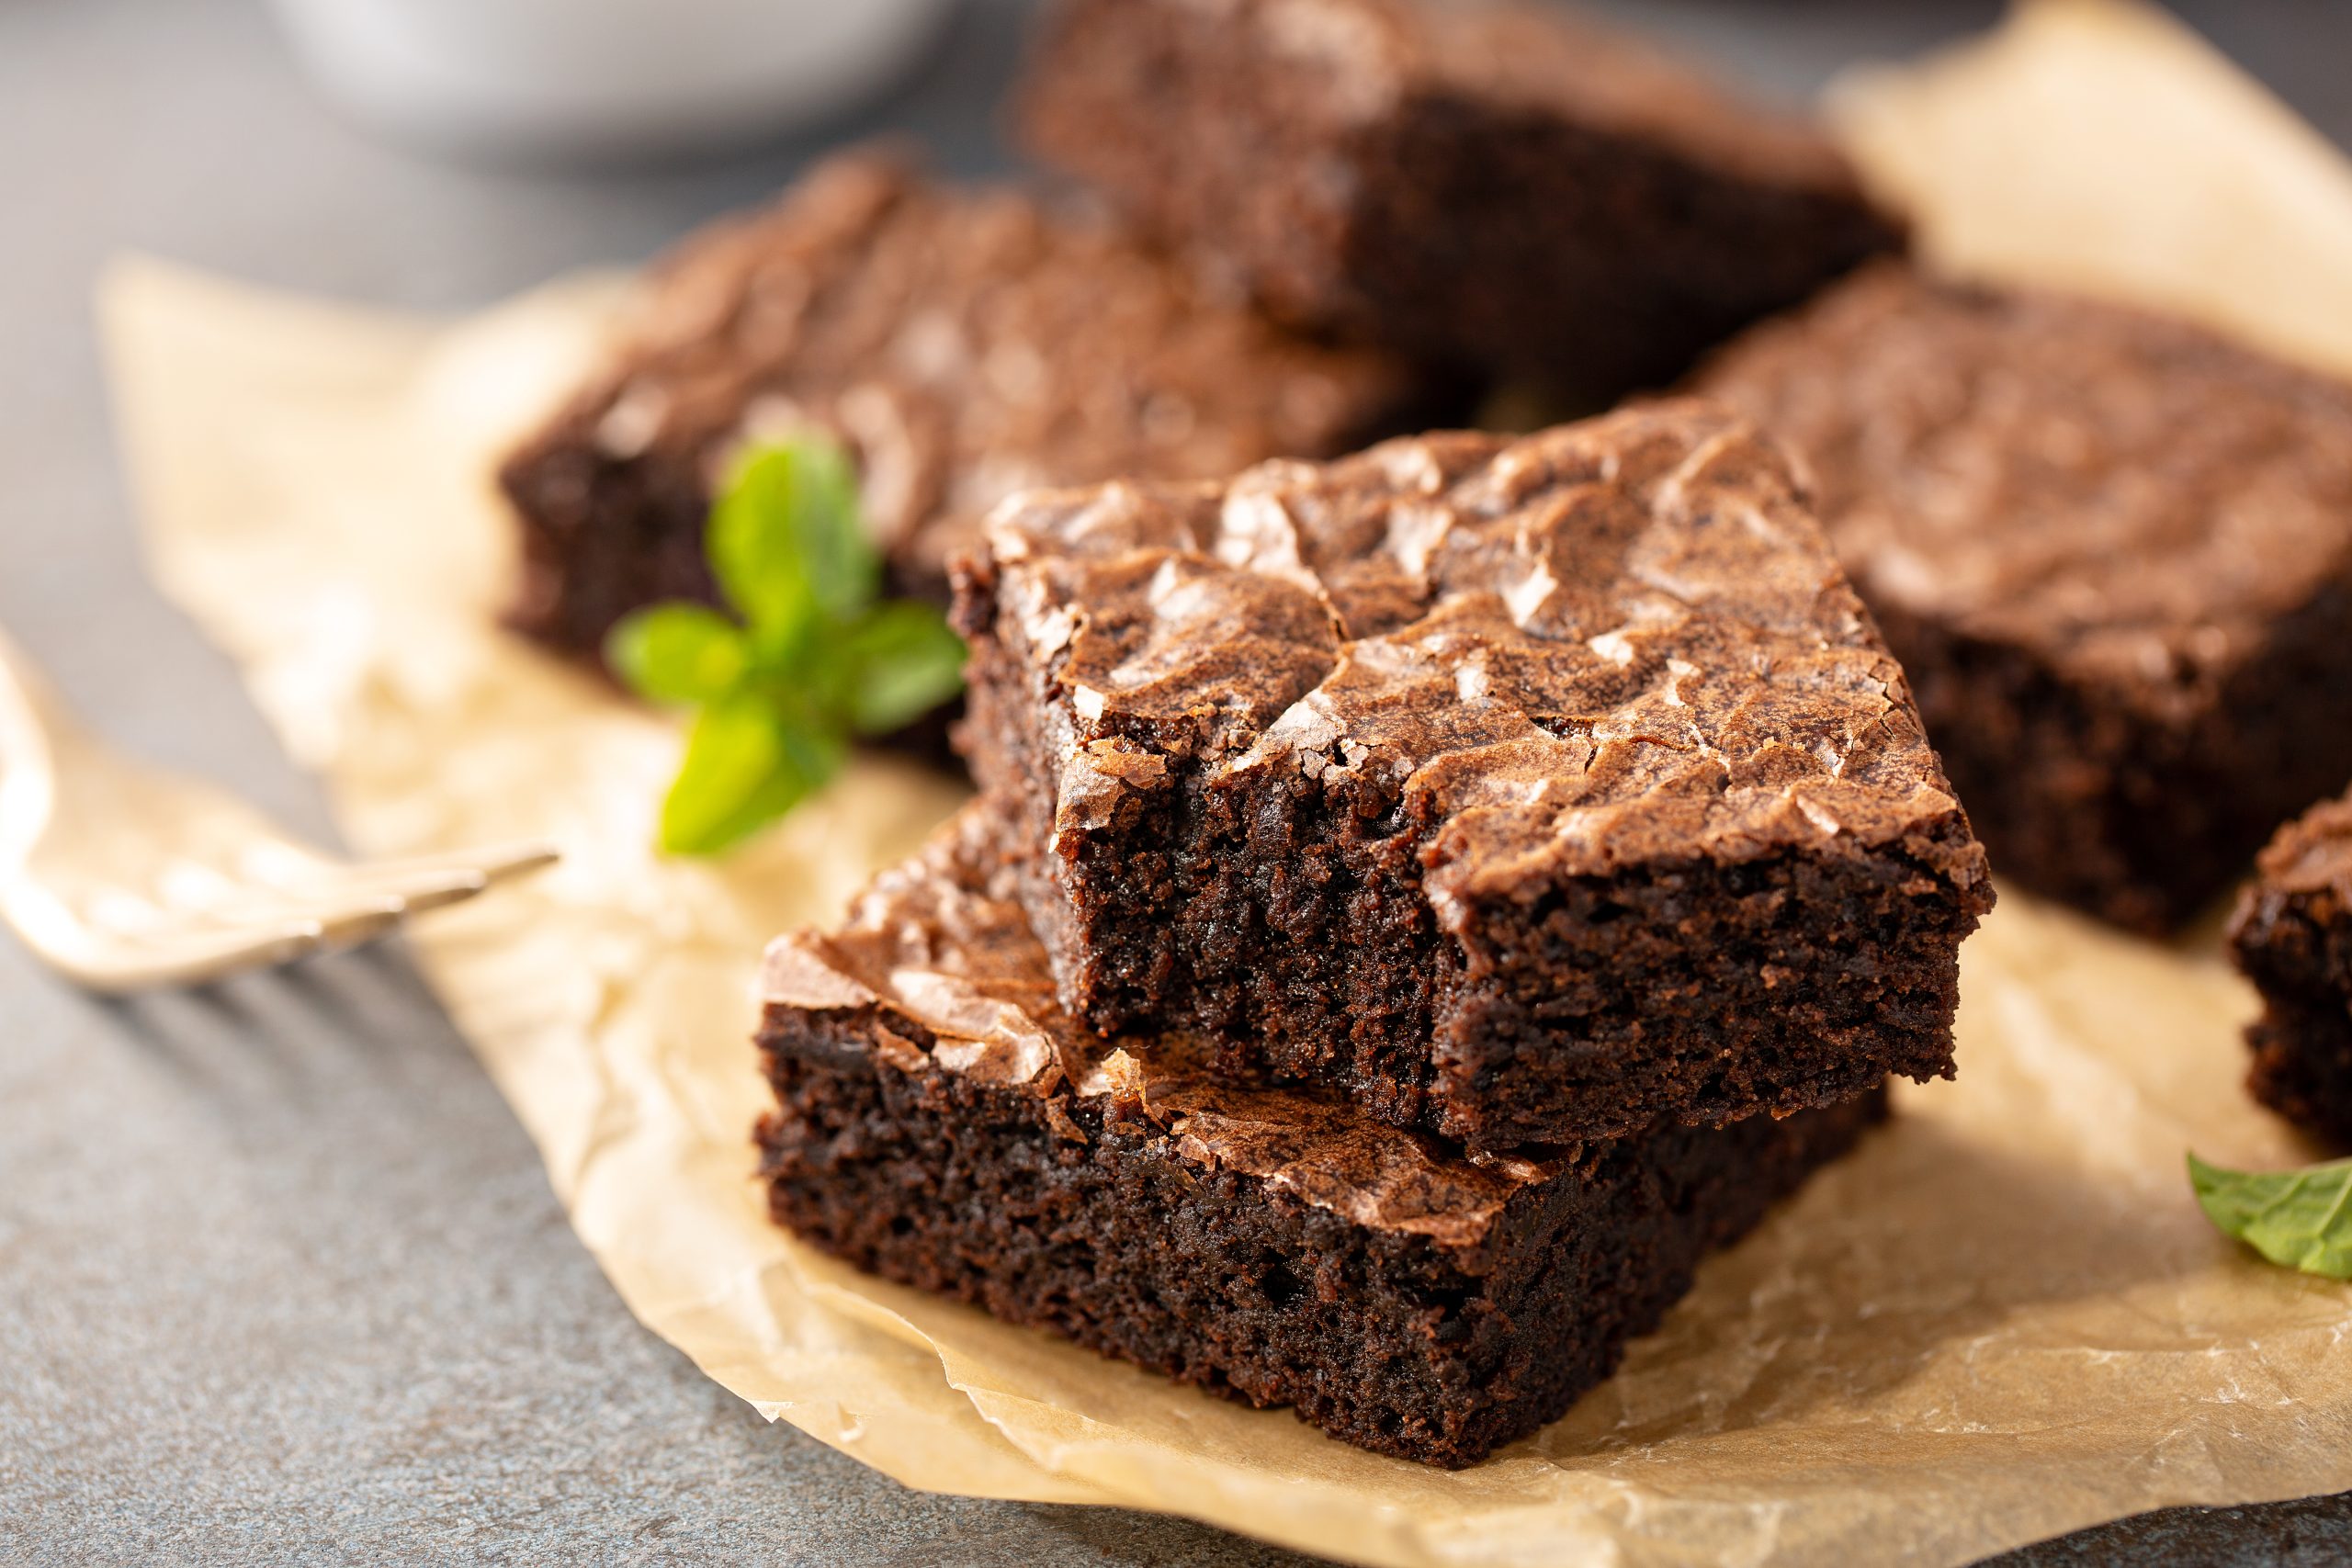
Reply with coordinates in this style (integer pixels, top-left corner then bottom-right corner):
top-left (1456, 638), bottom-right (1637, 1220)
top-left (977, 399), bottom-right (1983, 894)
top-left (955, 400), bottom-right (1990, 1146)
top-left (499, 148), bottom-right (1433, 666)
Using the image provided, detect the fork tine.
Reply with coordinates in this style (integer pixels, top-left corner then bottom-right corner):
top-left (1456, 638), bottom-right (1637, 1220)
top-left (379, 874), bottom-right (489, 917)
top-left (43, 852), bottom-right (537, 992)
top-left (323, 843), bottom-right (557, 914)
top-left (347, 843), bottom-right (560, 886)
top-left (217, 873), bottom-right (504, 942)
top-left (306, 846), bottom-right (556, 910)
top-left (473, 843), bottom-right (561, 883)
top-left (38, 909), bottom-right (401, 994)
top-left (310, 900), bottom-right (410, 949)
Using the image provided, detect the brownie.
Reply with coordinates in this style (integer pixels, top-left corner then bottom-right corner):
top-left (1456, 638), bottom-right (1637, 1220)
top-left (754, 797), bottom-right (1886, 1468)
top-left (1698, 264), bottom-right (2352, 932)
top-left (1016, 0), bottom-right (1902, 397)
top-left (2230, 792), bottom-right (2352, 1145)
top-left (500, 150), bottom-right (1434, 668)
top-left (952, 400), bottom-right (1991, 1149)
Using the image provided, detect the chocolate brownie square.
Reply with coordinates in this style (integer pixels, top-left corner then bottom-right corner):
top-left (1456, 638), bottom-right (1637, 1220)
top-left (755, 797), bottom-right (1885, 1468)
top-left (1699, 263), bottom-right (2352, 932)
top-left (2231, 792), bottom-right (2352, 1145)
top-left (953, 400), bottom-right (1990, 1149)
top-left (1016, 0), bottom-right (1901, 395)
top-left (500, 150), bottom-right (1434, 669)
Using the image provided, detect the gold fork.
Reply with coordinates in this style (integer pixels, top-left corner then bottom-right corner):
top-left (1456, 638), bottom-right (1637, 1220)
top-left (0, 623), bottom-right (554, 992)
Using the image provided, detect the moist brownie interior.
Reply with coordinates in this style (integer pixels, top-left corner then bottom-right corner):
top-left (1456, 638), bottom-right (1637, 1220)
top-left (2231, 792), bottom-right (2352, 1145)
top-left (755, 796), bottom-right (1885, 1467)
top-left (954, 400), bottom-right (1991, 1149)
top-left (1700, 262), bottom-right (2352, 931)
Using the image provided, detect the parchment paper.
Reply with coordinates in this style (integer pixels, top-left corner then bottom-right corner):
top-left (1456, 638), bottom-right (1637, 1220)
top-left (96, 4), bottom-right (2352, 1563)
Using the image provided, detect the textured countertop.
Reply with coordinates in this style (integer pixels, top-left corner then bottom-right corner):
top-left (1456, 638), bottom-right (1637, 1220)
top-left (5, 2), bottom-right (2350, 1563)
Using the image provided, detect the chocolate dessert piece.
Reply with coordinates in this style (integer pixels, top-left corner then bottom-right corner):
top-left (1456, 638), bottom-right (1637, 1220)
top-left (953, 400), bottom-right (1991, 1149)
top-left (2230, 792), bottom-right (2352, 1145)
top-left (1016, 0), bottom-right (1902, 395)
top-left (1699, 264), bottom-right (2352, 932)
top-left (755, 798), bottom-right (1885, 1468)
top-left (500, 151), bottom-right (1432, 670)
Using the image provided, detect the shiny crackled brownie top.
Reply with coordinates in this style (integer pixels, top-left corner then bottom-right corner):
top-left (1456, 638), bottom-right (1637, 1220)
top-left (973, 400), bottom-right (1989, 902)
top-left (761, 798), bottom-right (1556, 1249)
top-left (1699, 264), bottom-right (2352, 715)
top-left (533, 149), bottom-right (1420, 584)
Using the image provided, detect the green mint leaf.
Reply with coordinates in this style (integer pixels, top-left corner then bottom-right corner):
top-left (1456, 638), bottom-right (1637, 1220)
top-left (2188, 1152), bottom-right (2352, 1279)
top-left (707, 437), bottom-right (878, 643)
top-left (621, 432), bottom-right (960, 855)
top-left (841, 602), bottom-right (967, 736)
top-left (606, 604), bottom-right (750, 706)
top-left (659, 692), bottom-right (844, 856)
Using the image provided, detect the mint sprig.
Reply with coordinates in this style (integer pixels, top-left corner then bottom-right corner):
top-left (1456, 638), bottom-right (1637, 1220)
top-left (607, 437), bottom-right (965, 856)
top-left (2188, 1151), bottom-right (2352, 1279)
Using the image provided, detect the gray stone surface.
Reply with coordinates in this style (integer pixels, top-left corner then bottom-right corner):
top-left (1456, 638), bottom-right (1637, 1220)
top-left (1, 2), bottom-right (2346, 1564)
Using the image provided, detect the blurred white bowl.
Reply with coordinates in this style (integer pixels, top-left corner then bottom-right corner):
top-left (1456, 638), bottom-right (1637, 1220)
top-left (267, 0), bottom-right (958, 160)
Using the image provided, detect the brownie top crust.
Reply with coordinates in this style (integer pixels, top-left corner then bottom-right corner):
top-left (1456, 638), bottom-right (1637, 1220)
top-left (971, 400), bottom-right (1988, 907)
top-left (1095, 0), bottom-right (1859, 195)
top-left (762, 799), bottom-right (1556, 1249)
top-left (521, 148), bottom-right (1422, 590)
top-left (1697, 264), bottom-right (2352, 719)
top-left (2250, 795), bottom-right (2352, 901)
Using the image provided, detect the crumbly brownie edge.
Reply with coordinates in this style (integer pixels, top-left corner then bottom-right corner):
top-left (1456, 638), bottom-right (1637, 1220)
top-left (1695, 266), bottom-right (2352, 935)
top-left (1880, 584), bottom-right (2352, 934)
top-left (1015, 0), bottom-right (1900, 390)
top-left (1325, 91), bottom-right (1902, 392)
top-left (2244, 999), bottom-right (2352, 1148)
top-left (755, 1005), bottom-right (1886, 1468)
top-left (2230, 829), bottom-right (2352, 1145)
top-left (501, 426), bottom-right (723, 660)
top-left (972, 719), bottom-right (1976, 1146)
top-left (1434, 829), bottom-right (1975, 1146)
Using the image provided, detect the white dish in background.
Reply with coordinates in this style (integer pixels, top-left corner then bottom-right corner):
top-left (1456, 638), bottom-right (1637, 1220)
top-left (266, 0), bottom-right (958, 161)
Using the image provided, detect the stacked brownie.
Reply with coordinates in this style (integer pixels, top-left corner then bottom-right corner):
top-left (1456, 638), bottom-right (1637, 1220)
top-left (759, 403), bottom-right (1994, 1464)
top-left (1699, 263), bottom-right (2352, 932)
top-left (2231, 793), bottom-right (2352, 1145)
top-left (756, 795), bottom-right (1889, 1468)
top-left (501, 150), bottom-right (1435, 669)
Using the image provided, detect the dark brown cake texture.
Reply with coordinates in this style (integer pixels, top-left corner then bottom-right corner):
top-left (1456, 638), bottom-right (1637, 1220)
top-left (2230, 792), bottom-right (2352, 1145)
top-left (1016, 0), bottom-right (1903, 397)
top-left (755, 798), bottom-right (1885, 1469)
top-left (953, 400), bottom-right (1992, 1151)
top-left (1698, 263), bottom-right (2352, 934)
top-left (499, 150), bottom-right (1435, 669)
